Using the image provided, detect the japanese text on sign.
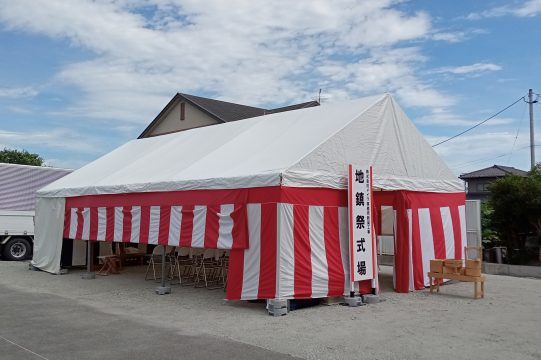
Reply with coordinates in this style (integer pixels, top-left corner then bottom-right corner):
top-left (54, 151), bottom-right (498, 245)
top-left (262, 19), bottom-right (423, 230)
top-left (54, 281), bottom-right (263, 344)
top-left (348, 165), bottom-right (374, 282)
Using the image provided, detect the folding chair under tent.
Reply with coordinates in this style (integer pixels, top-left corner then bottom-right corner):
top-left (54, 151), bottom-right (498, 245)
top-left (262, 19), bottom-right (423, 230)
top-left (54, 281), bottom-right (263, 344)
top-left (32, 94), bottom-right (465, 299)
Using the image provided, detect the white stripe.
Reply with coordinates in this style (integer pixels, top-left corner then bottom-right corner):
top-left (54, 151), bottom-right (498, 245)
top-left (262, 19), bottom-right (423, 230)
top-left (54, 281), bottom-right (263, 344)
top-left (338, 206), bottom-right (350, 295)
top-left (168, 206), bottom-right (182, 246)
top-left (81, 208), bottom-right (90, 240)
top-left (440, 207), bottom-right (455, 259)
top-left (148, 206), bottom-right (160, 245)
top-left (190, 205), bottom-right (207, 248)
top-left (309, 206), bottom-right (328, 297)
top-left (97, 207), bottom-right (106, 241)
top-left (130, 206), bottom-right (141, 244)
top-left (241, 204), bottom-right (261, 300)
top-left (69, 208), bottom-right (78, 239)
top-left (277, 203), bottom-right (294, 299)
top-left (407, 209), bottom-right (414, 291)
top-left (418, 208), bottom-right (435, 287)
top-left (458, 205), bottom-right (466, 260)
top-left (217, 204), bottom-right (234, 249)
top-left (114, 207), bottom-right (123, 242)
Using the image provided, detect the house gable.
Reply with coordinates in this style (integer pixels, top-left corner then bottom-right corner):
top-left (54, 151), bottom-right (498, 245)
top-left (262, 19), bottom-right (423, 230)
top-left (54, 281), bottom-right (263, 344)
top-left (138, 93), bottom-right (320, 139)
top-left (146, 99), bottom-right (219, 137)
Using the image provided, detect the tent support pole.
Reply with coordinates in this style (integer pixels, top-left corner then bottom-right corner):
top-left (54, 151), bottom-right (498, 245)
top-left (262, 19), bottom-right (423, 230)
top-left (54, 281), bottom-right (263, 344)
top-left (155, 247), bottom-right (171, 295)
top-left (81, 240), bottom-right (95, 279)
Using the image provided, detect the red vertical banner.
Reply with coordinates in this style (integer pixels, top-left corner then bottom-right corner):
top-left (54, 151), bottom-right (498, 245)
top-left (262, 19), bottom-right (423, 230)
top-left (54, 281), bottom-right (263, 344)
top-left (348, 164), bottom-right (375, 283)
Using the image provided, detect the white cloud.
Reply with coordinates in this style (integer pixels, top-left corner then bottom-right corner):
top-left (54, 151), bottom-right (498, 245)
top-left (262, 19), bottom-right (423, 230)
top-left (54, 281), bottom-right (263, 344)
top-left (0, 128), bottom-right (104, 154)
top-left (467, 0), bottom-right (541, 19)
top-left (0, 0), bottom-right (447, 124)
top-left (431, 31), bottom-right (467, 43)
top-left (428, 131), bottom-right (534, 175)
top-left (434, 62), bottom-right (502, 75)
top-left (0, 86), bottom-right (38, 98)
top-left (416, 108), bottom-right (514, 127)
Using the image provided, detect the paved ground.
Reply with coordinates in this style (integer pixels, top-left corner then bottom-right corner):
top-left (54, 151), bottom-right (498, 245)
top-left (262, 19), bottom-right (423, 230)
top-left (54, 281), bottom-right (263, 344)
top-left (0, 284), bottom-right (298, 360)
top-left (1, 261), bottom-right (540, 360)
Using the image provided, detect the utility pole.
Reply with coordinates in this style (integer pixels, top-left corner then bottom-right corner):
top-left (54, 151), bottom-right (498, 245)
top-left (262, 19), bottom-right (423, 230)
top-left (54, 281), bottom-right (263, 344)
top-left (528, 89), bottom-right (537, 170)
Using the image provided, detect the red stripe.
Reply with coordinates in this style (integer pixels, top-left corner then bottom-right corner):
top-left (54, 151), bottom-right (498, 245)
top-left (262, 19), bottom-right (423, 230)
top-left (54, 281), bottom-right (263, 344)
top-left (63, 207), bottom-right (71, 238)
top-left (324, 206), bottom-right (344, 297)
top-left (105, 207), bottom-right (115, 241)
top-left (122, 206), bottom-right (132, 242)
top-left (359, 280), bottom-right (372, 294)
top-left (429, 207), bottom-right (446, 260)
top-left (411, 208), bottom-right (424, 290)
top-left (450, 206), bottom-right (463, 259)
top-left (258, 203), bottom-right (277, 299)
top-left (231, 205), bottom-right (248, 249)
top-left (394, 201), bottom-right (410, 293)
top-left (139, 206), bottom-right (150, 244)
top-left (75, 208), bottom-right (84, 239)
top-left (348, 165), bottom-right (354, 282)
top-left (89, 207), bottom-right (98, 240)
top-left (226, 249), bottom-right (244, 300)
top-left (180, 205), bottom-right (194, 247)
top-left (65, 186), bottom-right (349, 208)
top-left (158, 206), bottom-right (171, 246)
top-left (293, 205), bottom-right (312, 298)
top-left (204, 205), bottom-right (220, 248)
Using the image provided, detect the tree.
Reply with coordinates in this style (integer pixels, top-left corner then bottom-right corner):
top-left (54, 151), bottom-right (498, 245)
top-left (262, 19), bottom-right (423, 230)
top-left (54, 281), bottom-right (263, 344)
top-left (488, 164), bottom-right (541, 263)
top-left (0, 148), bottom-right (43, 166)
top-left (480, 202), bottom-right (499, 248)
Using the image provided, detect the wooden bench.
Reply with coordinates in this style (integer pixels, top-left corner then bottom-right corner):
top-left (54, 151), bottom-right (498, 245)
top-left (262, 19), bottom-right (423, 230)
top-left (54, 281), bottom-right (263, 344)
top-left (428, 272), bottom-right (486, 299)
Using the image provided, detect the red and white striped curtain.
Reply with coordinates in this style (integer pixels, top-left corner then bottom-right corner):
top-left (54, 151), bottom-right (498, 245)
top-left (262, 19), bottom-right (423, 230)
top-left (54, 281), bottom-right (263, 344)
top-left (61, 188), bottom-right (465, 299)
top-left (375, 191), bottom-right (466, 292)
top-left (226, 203), bottom-right (370, 300)
top-left (63, 204), bottom-right (248, 249)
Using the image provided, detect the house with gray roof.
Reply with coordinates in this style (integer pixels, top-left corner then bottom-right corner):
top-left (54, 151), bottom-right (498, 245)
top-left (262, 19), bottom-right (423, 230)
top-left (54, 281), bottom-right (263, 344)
top-left (139, 93), bottom-right (319, 138)
top-left (459, 164), bottom-right (528, 201)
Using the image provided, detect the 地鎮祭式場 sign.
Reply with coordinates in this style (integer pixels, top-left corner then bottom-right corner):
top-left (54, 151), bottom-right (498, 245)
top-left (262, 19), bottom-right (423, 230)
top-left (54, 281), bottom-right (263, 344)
top-left (348, 165), bottom-right (375, 283)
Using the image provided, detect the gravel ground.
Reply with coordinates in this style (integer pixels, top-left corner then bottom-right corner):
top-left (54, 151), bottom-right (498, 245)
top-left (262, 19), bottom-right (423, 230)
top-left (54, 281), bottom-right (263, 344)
top-left (1, 261), bottom-right (540, 360)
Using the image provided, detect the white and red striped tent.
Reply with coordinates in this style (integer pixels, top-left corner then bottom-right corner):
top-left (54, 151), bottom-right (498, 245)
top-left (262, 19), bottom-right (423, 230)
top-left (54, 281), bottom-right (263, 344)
top-left (33, 94), bottom-right (464, 299)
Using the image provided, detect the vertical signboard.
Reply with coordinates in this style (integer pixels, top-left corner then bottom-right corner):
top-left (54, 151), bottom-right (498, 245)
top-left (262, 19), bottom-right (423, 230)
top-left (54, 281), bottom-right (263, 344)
top-left (348, 165), bottom-right (375, 282)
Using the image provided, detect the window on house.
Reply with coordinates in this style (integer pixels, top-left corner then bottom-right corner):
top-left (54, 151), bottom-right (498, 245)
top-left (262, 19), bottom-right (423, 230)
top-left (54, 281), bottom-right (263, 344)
top-left (180, 102), bottom-right (185, 121)
top-left (476, 182), bottom-right (489, 192)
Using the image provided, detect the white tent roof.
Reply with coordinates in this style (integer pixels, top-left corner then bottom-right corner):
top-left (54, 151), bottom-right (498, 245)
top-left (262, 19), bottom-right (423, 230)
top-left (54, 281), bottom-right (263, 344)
top-left (38, 94), bottom-right (462, 198)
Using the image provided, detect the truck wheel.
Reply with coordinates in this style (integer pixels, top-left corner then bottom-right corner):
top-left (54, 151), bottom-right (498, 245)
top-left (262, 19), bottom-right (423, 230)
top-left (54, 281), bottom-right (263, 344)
top-left (2, 238), bottom-right (31, 261)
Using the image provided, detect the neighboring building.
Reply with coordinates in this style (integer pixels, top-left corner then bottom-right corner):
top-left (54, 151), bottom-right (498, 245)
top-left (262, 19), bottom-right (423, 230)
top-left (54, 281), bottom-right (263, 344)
top-left (138, 93), bottom-right (319, 138)
top-left (459, 164), bottom-right (528, 201)
top-left (0, 163), bottom-right (72, 211)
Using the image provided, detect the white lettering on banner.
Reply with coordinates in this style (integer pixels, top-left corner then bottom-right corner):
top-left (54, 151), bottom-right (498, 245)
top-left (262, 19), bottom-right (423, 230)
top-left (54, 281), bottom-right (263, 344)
top-left (348, 165), bottom-right (374, 282)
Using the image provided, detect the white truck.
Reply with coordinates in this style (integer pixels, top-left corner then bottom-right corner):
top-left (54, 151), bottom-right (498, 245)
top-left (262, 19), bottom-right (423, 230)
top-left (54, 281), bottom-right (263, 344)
top-left (0, 210), bottom-right (35, 260)
top-left (0, 163), bottom-right (72, 260)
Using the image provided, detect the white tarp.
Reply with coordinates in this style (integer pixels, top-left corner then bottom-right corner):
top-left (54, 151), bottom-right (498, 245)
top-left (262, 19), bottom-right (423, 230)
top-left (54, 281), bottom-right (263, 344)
top-left (37, 94), bottom-right (461, 198)
top-left (31, 197), bottom-right (65, 274)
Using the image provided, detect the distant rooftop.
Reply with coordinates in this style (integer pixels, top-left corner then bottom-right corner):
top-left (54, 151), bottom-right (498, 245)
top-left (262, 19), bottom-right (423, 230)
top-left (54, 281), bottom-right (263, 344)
top-left (459, 165), bottom-right (528, 180)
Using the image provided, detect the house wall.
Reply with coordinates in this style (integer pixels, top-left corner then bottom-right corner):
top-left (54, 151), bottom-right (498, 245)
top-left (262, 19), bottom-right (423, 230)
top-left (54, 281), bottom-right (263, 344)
top-left (146, 101), bottom-right (219, 136)
top-left (465, 177), bottom-right (496, 201)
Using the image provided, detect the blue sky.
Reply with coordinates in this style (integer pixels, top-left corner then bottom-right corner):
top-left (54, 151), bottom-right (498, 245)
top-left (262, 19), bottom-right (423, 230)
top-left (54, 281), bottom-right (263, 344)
top-left (0, 0), bottom-right (539, 174)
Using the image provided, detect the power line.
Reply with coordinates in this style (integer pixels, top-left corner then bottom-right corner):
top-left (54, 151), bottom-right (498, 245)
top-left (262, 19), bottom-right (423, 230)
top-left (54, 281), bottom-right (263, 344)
top-left (506, 102), bottom-right (528, 163)
top-left (432, 95), bottom-right (525, 147)
top-left (451, 144), bottom-right (540, 171)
